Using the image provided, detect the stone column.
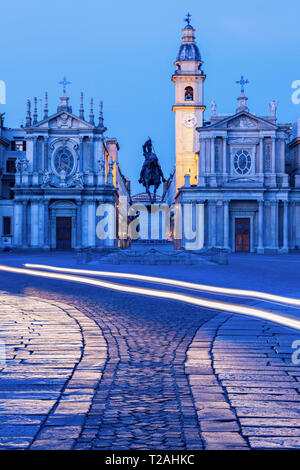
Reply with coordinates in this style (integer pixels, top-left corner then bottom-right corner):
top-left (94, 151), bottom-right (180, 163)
top-left (259, 137), bottom-right (264, 175)
top-left (257, 200), bottom-right (264, 254)
top-left (270, 137), bottom-right (277, 187)
top-left (87, 199), bottom-right (96, 247)
top-left (43, 137), bottom-right (48, 171)
top-left (30, 199), bottom-right (39, 247)
top-left (32, 137), bottom-right (39, 186)
top-left (26, 137), bottom-right (34, 171)
top-left (291, 202), bottom-right (297, 249)
top-left (13, 202), bottom-right (23, 247)
top-left (33, 137), bottom-right (38, 172)
top-left (270, 200), bottom-right (278, 250)
top-left (279, 138), bottom-right (285, 173)
top-left (281, 201), bottom-right (289, 253)
top-left (198, 138), bottom-right (206, 187)
top-left (22, 200), bottom-right (28, 248)
top-left (279, 137), bottom-right (289, 187)
top-left (271, 137), bottom-right (276, 172)
top-left (223, 200), bottom-right (229, 249)
top-left (82, 138), bottom-right (87, 173)
top-left (209, 201), bottom-right (217, 247)
top-left (79, 137), bottom-right (84, 172)
top-left (76, 201), bottom-right (82, 249)
top-left (38, 199), bottom-right (44, 246)
top-left (210, 137), bottom-right (215, 173)
top-left (43, 200), bottom-right (50, 250)
top-left (90, 137), bottom-right (95, 172)
top-left (209, 137), bottom-right (217, 187)
top-left (222, 137), bottom-right (227, 175)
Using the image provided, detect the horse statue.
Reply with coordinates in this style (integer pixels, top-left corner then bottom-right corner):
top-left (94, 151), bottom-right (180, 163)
top-left (139, 138), bottom-right (165, 203)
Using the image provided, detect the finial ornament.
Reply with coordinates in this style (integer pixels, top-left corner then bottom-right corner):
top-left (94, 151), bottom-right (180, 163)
top-left (26, 99), bottom-right (32, 127)
top-left (236, 75), bottom-right (249, 94)
top-left (185, 12), bottom-right (192, 25)
top-left (89, 98), bottom-right (95, 125)
top-left (44, 92), bottom-right (48, 119)
top-left (98, 100), bottom-right (104, 127)
top-left (33, 97), bottom-right (38, 125)
top-left (79, 92), bottom-right (84, 120)
top-left (59, 76), bottom-right (71, 94)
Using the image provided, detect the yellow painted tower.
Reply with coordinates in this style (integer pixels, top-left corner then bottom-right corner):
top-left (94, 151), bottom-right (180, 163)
top-left (172, 15), bottom-right (206, 191)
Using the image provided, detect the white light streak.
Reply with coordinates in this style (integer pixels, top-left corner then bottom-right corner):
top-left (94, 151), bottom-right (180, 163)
top-left (25, 263), bottom-right (300, 307)
top-left (0, 264), bottom-right (298, 331)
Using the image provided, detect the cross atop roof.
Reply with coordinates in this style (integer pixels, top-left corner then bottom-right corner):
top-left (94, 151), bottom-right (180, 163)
top-left (185, 13), bottom-right (192, 26)
top-left (236, 75), bottom-right (249, 94)
top-left (59, 76), bottom-right (71, 94)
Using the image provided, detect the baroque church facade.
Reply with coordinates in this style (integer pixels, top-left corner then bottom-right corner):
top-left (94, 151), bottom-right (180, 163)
top-left (0, 87), bottom-right (130, 250)
top-left (164, 17), bottom-right (300, 253)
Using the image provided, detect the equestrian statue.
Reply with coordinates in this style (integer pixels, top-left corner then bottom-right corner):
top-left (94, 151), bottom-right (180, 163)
top-left (139, 138), bottom-right (165, 203)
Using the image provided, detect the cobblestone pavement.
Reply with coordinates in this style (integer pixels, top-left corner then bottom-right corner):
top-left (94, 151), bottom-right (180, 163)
top-left (0, 266), bottom-right (299, 449)
top-left (0, 292), bottom-right (106, 449)
top-left (188, 313), bottom-right (300, 449)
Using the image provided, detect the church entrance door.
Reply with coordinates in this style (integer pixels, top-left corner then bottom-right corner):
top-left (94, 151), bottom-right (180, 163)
top-left (235, 217), bottom-right (250, 252)
top-left (56, 217), bottom-right (72, 250)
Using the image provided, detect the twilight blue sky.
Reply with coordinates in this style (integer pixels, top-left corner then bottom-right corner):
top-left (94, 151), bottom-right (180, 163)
top-left (1, 0), bottom-right (300, 193)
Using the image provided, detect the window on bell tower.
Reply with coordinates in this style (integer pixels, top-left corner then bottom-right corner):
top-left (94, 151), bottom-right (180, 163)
top-left (185, 86), bottom-right (194, 101)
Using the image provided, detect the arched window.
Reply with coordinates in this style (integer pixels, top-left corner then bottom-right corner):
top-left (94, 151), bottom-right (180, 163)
top-left (185, 86), bottom-right (194, 101)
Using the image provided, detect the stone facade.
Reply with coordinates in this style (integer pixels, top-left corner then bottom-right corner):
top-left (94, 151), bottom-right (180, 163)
top-left (0, 92), bottom-right (130, 250)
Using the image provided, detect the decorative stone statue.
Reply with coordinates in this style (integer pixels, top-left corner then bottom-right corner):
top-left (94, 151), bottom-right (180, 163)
top-left (42, 170), bottom-right (52, 187)
top-left (211, 100), bottom-right (217, 117)
top-left (108, 157), bottom-right (114, 174)
top-left (58, 168), bottom-right (67, 187)
top-left (107, 157), bottom-right (115, 185)
top-left (97, 159), bottom-right (105, 173)
top-left (72, 171), bottom-right (84, 188)
top-left (139, 138), bottom-right (165, 203)
top-left (270, 100), bottom-right (277, 117)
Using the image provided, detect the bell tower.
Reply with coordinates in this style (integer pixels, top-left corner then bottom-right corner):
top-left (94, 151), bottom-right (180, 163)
top-left (172, 14), bottom-right (206, 191)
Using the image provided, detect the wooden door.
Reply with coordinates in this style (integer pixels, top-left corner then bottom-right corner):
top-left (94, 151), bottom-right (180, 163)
top-left (56, 217), bottom-right (72, 250)
top-left (235, 218), bottom-right (250, 252)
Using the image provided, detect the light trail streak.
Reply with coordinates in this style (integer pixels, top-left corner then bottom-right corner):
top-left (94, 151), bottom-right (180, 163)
top-left (0, 264), bottom-right (299, 331)
top-left (25, 263), bottom-right (300, 308)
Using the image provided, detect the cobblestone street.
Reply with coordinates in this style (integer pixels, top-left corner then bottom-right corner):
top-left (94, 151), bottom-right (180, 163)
top-left (0, 254), bottom-right (299, 450)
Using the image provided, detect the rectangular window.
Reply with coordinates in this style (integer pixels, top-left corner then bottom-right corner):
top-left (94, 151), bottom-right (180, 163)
top-left (6, 158), bottom-right (16, 173)
top-left (11, 140), bottom-right (26, 151)
top-left (2, 217), bottom-right (12, 236)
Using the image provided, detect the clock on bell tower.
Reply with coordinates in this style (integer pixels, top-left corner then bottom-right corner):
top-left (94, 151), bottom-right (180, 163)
top-left (172, 14), bottom-right (206, 191)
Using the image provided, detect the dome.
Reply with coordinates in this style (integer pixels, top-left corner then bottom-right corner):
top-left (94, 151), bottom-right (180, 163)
top-left (176, 43), bottom-right (201, 62)
top-left (176, 23), bottom-right (201, 62)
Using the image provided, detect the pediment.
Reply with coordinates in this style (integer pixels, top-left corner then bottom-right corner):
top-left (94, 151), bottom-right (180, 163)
top-left (227, 114), bottom-right (259, 129)
top-left (32, 111), bottom-right (94, 130)
top-left (207, 111), bottom-right (278, 131)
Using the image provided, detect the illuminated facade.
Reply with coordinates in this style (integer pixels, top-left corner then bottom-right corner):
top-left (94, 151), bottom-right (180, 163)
top-left (166, 18), bottom-right (300, 253)
top-left (0, 91), bottom-right (130, 250)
